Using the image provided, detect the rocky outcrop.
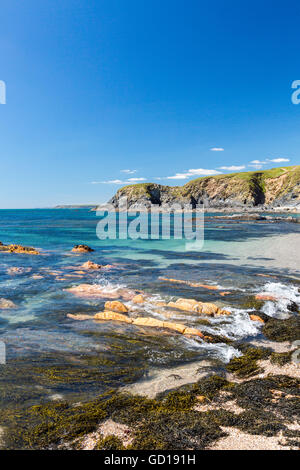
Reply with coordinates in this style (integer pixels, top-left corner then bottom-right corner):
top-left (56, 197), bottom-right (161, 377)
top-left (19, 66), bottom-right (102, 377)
top-left (108, 166), bottom-right (300, 210)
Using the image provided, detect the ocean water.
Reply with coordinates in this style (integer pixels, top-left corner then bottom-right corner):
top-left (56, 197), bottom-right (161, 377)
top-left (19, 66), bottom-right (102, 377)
top-left (0, 209), bottom-right (299, 407)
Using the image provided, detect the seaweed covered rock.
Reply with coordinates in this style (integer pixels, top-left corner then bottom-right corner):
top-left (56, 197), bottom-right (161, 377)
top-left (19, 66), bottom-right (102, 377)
top-left (226, 347), bottom-right (272, 377)
top-left (262, 316), bottom-right (300, 342)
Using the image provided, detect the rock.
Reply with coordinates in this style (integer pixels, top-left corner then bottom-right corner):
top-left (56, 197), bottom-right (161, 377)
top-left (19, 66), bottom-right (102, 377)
top-left (133, 317), bottom-right (165, 328)
top-left (94, 311), bottom-right (133, 324)
top-left (159, 277), bottom-right (220, 290)
top-left (215, 309), bottom-right (231, 316)
top-left (67, 313), bottom-right (94, 321)
top-left (167, 298), bottom-right (229, 317)
top-left (81, 261), bottom-right (102, 270)
top-left (183, 327), bottom-right (205, 338)
top-left (132, 294), bottom-right (146, 304)
top-left (162, 321), bottom-right (186, 334)
top-left (255, 294), bottom-right (278, 301)
top-left (0, 243), bottom-right (39, 255)
top-left (71, 245), bottom-right (94, 253)
top-left (31, 274), bottom-right (44, 279)
top-left (104, 300), bottom-right (128, 313)
top-left (0, 298), bottom-right (16, 309)
top-left (194, 302), bottom-right (220, 315)
top-left (250, 314), bottom-right (265, 323)
top-left (220, 291), bottom-right (231, 296)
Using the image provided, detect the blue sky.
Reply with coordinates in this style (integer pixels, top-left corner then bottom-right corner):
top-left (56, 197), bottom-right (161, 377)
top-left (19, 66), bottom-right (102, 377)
top-left (0, 0), bottom-right (300, 208)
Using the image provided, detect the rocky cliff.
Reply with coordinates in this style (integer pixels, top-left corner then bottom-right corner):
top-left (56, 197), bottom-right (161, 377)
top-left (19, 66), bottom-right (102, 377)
top-left (109, 166), bottom-right (300, 211)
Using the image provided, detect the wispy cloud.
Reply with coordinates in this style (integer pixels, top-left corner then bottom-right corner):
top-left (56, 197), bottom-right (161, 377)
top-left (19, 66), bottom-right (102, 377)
top-left (120, 169), bottom-right (137, 174)
top-left (127, 177), bottom-right (146, 182)
top-left (165, 168), bottom-right (221, 180)
top-left (91, 177), bottom-right (146, 184)
top-left (219, 165), bottom-right (246, 171)
top-left (250, 160), bottom-right (266, 164)
top-left (210, 147), bottom-right (224, 151)
top-left (267, 158), bottom-right (290, 163)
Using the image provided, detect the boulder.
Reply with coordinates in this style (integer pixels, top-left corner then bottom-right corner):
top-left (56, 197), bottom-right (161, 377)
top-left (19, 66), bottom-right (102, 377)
top-left (94, 311), bottom-right (132, 323)
top-left (71, 245), bottom-right (94, 253)
top-left (0, 298), bottom-right (16, 309)
top-left (104, 300), bottom-right (128, 313)
top-left (81, 261), bottom-right (102, 270)
top-left (132, 294), bottom-right (146, 304)
top-left (133, 317), bottom-right (165, 328)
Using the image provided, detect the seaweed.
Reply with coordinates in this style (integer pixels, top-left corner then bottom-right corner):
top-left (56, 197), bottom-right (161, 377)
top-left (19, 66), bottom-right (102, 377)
top-left (226, 346), bottom-right (271, 378)
top-left (270, 351), bottom-right (292, 366)
top-left (95, 435), bottom-right (125, 450)
top-left (262, 316), bottom-right (300, 342)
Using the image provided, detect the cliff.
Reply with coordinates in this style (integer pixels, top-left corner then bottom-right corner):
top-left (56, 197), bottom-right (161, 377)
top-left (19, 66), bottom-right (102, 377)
top-left (109, 166), bottom-right (300, 210)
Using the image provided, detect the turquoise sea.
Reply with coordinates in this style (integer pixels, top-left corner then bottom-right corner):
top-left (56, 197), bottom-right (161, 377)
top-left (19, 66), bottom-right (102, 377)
top-left (0, 209), bottom-right (299, 421)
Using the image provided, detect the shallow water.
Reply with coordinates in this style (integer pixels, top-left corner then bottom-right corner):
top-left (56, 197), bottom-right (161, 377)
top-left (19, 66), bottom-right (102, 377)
top-left (0, 209), bottom-right (299, 410)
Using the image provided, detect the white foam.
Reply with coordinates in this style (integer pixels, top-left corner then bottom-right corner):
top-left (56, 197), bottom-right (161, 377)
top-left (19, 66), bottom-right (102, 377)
top-left (258, 282), bottom-right (300, 319)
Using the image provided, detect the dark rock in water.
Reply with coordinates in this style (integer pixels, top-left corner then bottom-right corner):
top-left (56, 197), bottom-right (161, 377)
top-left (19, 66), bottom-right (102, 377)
top-left (71, 244), bottom-right (94, 253)
top-left (262, 316), bottom-right (300, 342)
top-left (287, 301), bottom-right (299, 313)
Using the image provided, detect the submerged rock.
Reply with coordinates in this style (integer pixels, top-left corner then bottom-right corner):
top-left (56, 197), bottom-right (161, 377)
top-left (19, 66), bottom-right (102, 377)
top-left (0, 298), bottom-right (16, 309)
top-left (71, 245), bottom-right (94, 253)
top-left (7, 267), bottom-right (31, 275)
top-left (81, 261), bottom-right (102, 270)
top-left (132, 294), bottom-right (146, 304)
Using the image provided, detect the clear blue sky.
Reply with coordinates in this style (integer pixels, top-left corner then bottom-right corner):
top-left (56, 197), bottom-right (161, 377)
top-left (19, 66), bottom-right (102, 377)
top-left (1, 0), bottom-right (300, 208)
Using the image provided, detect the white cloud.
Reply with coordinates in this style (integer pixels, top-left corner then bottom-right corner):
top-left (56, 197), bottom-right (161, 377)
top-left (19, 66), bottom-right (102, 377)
top-left (210, 147), bottom-right (224, 151)
top-left (267, 158), bottom-right (290, 163)
top-left (92, 177), bottom-right (146, 184)
top-left (120, 169), bottom-right (137, 174)
top-left (219, 165), bottom-right (246, 171)
top-left (127, 177), bottom-right (146, 182)
top-left (165, 168), bottom-right (221, 180)
top-left (250, 160), bottom-right (266, 164)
